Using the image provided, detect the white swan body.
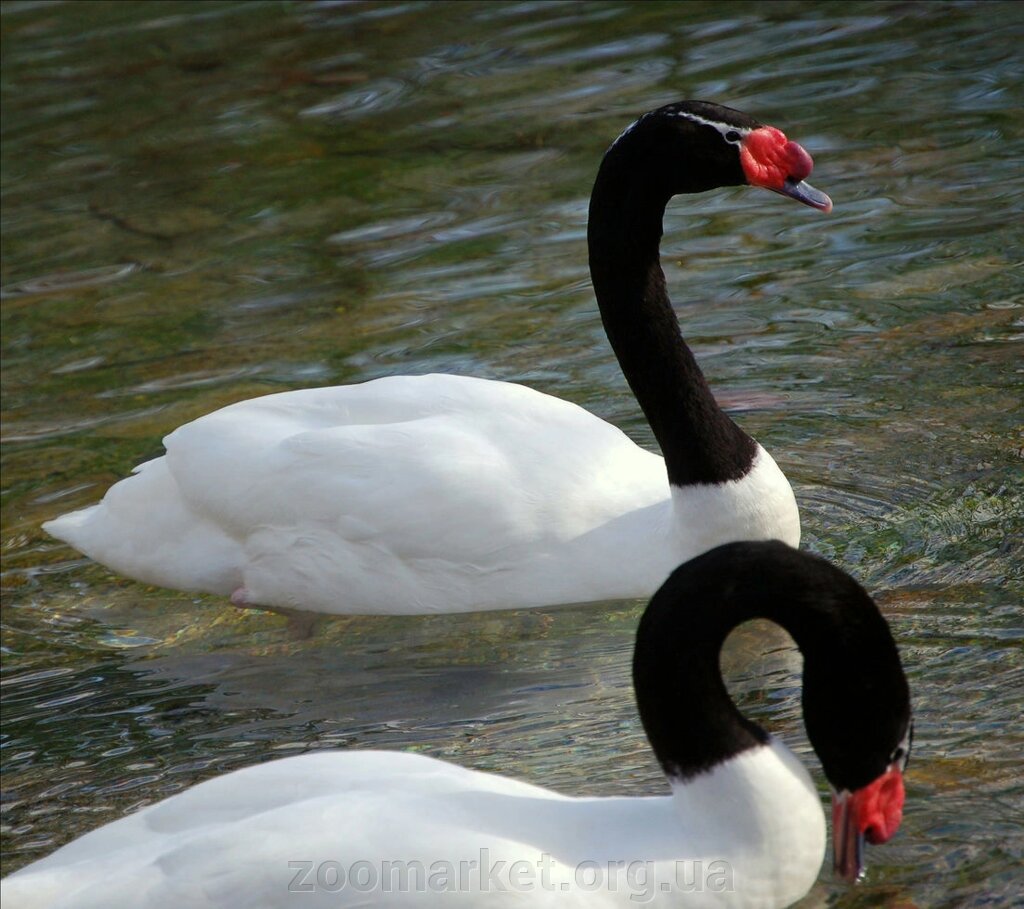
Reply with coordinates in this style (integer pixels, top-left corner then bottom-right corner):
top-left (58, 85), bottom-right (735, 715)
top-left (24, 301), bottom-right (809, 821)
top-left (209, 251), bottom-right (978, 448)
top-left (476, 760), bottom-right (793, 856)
top-left (43, 101), bottom-right (831, 615)
top-left (3, 542), bottom-right (912, 908)
top-left (1, 743), bottom-right (824, 909)
top-left (45, 374), bottom-right (798, 614)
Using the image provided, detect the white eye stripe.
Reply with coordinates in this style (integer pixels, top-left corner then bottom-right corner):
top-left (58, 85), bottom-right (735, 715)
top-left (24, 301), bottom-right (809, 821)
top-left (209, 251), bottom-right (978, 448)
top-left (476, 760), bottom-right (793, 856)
top-left (669, 111), bottom-right (751, 144)
top-left (610, 109), bottom-right (752, 151)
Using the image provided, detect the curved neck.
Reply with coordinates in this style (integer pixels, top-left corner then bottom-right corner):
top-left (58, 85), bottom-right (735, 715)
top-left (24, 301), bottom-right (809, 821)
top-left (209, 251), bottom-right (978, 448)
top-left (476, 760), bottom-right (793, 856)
top-left (587, 145), bottom-right (756, 487)
top-left (632, 541), bottom-right (910, 790)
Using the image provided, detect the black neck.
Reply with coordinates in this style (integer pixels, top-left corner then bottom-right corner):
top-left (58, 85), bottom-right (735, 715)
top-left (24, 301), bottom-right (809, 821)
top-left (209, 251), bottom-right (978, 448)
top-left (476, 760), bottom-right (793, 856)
top-left (587, 139), bottom-right (756, 488)
top-left (632, 541), bottom-right (911, 792)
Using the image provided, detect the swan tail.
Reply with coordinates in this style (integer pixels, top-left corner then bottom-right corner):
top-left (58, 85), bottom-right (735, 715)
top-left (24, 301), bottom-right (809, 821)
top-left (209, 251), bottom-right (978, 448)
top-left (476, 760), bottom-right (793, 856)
top-left (42, 457), bottom-right (243, 597)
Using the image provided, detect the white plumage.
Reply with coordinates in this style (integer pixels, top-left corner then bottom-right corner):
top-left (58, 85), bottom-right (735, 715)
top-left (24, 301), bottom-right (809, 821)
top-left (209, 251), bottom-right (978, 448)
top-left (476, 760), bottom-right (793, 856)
top-left (44, 374), bottom-right (798, 614)
top-left (1, 743), bottom-right (824, 909)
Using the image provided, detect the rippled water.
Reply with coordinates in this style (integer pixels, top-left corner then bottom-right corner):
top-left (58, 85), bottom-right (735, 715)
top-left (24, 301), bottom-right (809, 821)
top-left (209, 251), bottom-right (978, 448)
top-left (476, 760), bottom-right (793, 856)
top-left (2, 1), bottom-right (1022, 905)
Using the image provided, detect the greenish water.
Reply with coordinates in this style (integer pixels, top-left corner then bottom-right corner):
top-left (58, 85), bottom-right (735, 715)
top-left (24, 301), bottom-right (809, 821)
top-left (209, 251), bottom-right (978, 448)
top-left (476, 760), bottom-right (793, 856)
top-left (1, 1), bottom-right (1022, 905)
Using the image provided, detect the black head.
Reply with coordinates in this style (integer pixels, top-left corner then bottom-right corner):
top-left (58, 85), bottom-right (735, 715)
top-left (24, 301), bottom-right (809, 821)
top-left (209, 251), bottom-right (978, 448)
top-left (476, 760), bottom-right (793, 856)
top-left (605, 101), bottom-right (761, 197)
top-left (604, 100), bottom-right (831, 211)
top-left (797, 563), bottom-right (913, 793)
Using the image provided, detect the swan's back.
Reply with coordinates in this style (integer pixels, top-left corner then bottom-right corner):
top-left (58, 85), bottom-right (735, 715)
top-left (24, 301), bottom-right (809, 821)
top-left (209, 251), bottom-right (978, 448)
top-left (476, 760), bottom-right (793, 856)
top-left (0, 752), bottom-right (546, 909)
top-left (2, 745), bottom-right (822, 909)
top-left (45, 375), bottom-right (673, 614)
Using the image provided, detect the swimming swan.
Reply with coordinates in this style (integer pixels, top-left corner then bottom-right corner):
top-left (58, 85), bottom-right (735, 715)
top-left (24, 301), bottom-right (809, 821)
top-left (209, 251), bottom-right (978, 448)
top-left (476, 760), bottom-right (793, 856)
top-left (2, 542), bottom-right (911, 908)
top-left (44, 102), bottom-right (832, 615)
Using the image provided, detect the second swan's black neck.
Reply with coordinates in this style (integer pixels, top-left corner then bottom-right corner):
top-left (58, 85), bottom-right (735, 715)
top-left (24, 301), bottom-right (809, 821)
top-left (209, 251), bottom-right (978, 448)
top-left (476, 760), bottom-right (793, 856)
top-left (632, 541), bottom-right (912, 793)
top-left (587, 120), bottom-right (757, 488)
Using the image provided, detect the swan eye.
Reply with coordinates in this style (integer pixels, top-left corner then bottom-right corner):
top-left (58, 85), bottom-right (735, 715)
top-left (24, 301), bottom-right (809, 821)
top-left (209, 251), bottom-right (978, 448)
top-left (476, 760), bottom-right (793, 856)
top-left (725, 130), bottom-right (741, 143)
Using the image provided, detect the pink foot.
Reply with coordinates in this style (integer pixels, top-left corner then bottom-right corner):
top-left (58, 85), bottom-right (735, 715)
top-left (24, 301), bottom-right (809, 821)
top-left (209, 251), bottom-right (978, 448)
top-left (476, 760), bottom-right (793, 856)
top-left (230, 586), bottom-right (255, 608)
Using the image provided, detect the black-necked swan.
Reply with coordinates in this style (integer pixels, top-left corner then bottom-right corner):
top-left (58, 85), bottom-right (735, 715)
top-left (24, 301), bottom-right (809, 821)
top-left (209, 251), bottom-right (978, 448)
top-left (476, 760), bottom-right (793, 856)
top-left (1, 542), bottom-right (911, 908)
top-left (43, 101), bottom-right (833, 615)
